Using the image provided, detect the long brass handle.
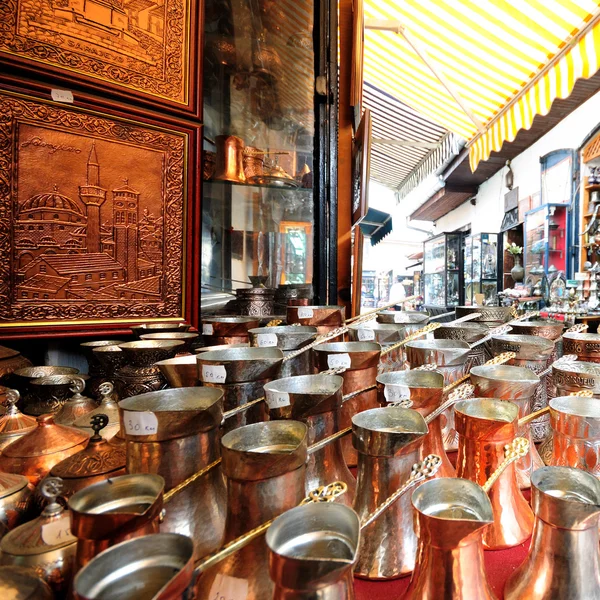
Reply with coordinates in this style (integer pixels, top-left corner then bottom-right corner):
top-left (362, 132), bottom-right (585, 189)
top-left (194, 481), bottom-right (348, 573)
top-left (164, 459), bottom-right (222, 504)
top-left (518, 406), bottom-right (549, 427)
top-left (469, 324), bottom-right (513, 349)
top-left (360, 455), bottom-right (442, 530)
top-left (441, 352), bottom-right (516, 395)
top-left (482, 438), bottom-right (529, 494)
top-left (380, 323), bottom-right (442, 356)
top-left (345, 295), bottom-right (421, 324)
top-left (425, 384), bottom-right (475, 425)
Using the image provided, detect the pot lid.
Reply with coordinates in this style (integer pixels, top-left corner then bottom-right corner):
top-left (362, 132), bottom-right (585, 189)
top-left (0, 390), bottom-right (36, 435)
top-left (73, 382), bottom-right (119, 429)
top-left (0, 346), bottom-right (20, 360)
top-left (1, 477), bottom-right (76, 556)
top-left (0, 472), bottom-right (28, 499)
top-left (1, 414), bottom-right (89, 458)
top-left (52, 414), bottom-right (126, 479)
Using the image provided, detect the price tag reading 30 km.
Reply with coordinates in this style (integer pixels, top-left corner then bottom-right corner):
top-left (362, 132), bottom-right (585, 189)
top-left (41, 514), bottom-right (76, 545)
top-left (384, 384), bottom-right (411, 403)
top-left (327, 353), bottom-right (351, 369)
top-left (265, 390), bottom-right (291, 409)
top-left (202, 364), bottom-right (227, 383)
top-left (208, 574), bottom-right (249, 600)
top-left (297, 307), bottom-right (314, 319)
top-left (256, 333), bottom-right (278, 347)
top-left (123, 411), bottom-right (159, 435)
top-left (357, 328), bottom-right (375, 341)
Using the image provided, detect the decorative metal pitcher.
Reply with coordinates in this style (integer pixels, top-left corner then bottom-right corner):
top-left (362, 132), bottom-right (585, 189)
top-left (74, 533), bottom-right (195, 600)
top-left (119, 387), bottom-right (227, 558)
top-left (505, 466), bottom-right (600, 600)
top-left (491, 334), bottom-right (554, 443)
top-left (196, 420), bottom-right (308, 600)
top-left (563, 331), bottom-right (600, 363)
top-left (11, 366), bottom-right (78, 415)
top-left (266, 502), bottom-right (360, 600)
top-left (313, 342), bottom-right (381, 467)
top-left (470, 364), bottom-right (542, 488)
top-left (263, 374), bottom-right (356, 504)
top-left (376, 370), bottom-right (454, 478)
top-left (79, 340), bottom-right (124, 399)
top-left (249, 325), bottom-right (317, 377)
top-left (404, 477), bottom-right (496, 600)
top-left (197, 347), bottom-right (283, 433)
top-left (201, 316), bottom-right (260, 346)
top-left (455, 305), bottom-right (513, 327)
top-left (352, 406), bottom-right (428, 579)
top-left (455, 398), bottom-right (534, 549)
top-left (68, 473), bottom-right (165, 572)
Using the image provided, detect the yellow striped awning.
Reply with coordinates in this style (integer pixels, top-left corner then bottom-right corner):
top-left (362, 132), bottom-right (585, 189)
top-left (364, 1), bottom-right (600, 172)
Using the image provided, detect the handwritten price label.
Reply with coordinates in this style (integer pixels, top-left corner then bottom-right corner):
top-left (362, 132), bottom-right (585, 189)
top-left (201, 364), bottom-right (227, 383)
top-left (123, 411), bottom-right (159, 435)
top-left (357, 328), bottom-right (375, 341)
top-left (297, 307), bottom-right (314, 319)
top-left (41, 514), bottom-right (76, 546)
top-left (327, 353), bottom-right (351, 369)
top-left (256, 333), bottom-right (278, 347)
top-left (202, 323), bottom-right (214, 335)
top-left (384, 384), bottom-right (411, 403)
top-left (393, 312), bottom-right (406, 323)
top-left (208, 574), bottom-right (248, 600)
top-left (265, 390), bottom-right (291, 409)
top-left (51, 89), bottom-right (74, 103)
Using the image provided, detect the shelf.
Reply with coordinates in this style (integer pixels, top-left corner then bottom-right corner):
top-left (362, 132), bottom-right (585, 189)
top-left (205, 179), bottom-right (313, 192)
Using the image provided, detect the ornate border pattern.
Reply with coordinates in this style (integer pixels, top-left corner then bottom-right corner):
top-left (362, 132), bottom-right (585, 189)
top-left (0, 92), bottom-right (186, 325)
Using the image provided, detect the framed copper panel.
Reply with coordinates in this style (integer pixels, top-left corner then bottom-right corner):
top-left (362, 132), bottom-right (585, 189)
top-left (0, 89), bottom-right (196, 336)
top-left (351, 107), bottom-right (371, 227)
top-left (0, 0), bottom-right (200, 116)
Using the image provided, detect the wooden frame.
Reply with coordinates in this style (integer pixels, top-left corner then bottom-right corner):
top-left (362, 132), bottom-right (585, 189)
top-left (351, 108), bottom-right (372, 227)
top-left (0, 0), bottom-right (202, 117)
top-left (350, 225), bottom-right (364, 317)
top-left (0, 86), bottom-right (201, 338)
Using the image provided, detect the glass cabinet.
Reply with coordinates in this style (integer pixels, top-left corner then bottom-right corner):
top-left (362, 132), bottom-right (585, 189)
top-left (201, 0), bottom-right (333, 304)
top-left (524, 204), bottom-right (570, 283)
top-left (422, 233), bottom-right (464, 308)
top-left (464, 233), bottom-right (500, 305)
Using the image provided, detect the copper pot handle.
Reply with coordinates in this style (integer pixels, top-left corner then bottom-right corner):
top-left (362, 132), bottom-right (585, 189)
top-left (518, 388), bottom-right (594, 427)
top-left (380, 323), bottom-right (443, 356)
top-left (469, 324), bottom-right (513, 349)
top-left (481, 437), bottom-right (529, 494)
top-left (442, 352), bottom-right (516, 395)
top-left (425, 384), bottom-right (475, 425)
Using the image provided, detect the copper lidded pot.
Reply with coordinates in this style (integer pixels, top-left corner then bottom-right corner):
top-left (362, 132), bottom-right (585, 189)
top-left (454, 398), bottom-right (534, 549)
top-left (505, 466), bottom-right (600, 600)
top-left (264, 374), bottom-right (356, 503)
top-left (119, 387), bottom-right (227, 558)
top-left (376, 370), bottom-right (454, 478)
top-left (73, 381), bottom-right (120, 441)
top-left (352, 406), bottom-right (428, 579)
top-left (313, 342), bottom-right (381, 467)
top-left (53, 375), bottom-right (98, 426)
top-left (196, 420), bottom-right (308, 600)
top-left (0, 389), bottom-right (36, 452)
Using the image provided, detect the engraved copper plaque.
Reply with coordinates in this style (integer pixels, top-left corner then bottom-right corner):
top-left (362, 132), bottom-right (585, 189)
top-left (0, 91), bottom-right (187, 330)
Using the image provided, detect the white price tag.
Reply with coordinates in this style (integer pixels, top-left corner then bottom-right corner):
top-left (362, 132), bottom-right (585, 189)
top-left (357, 328), bottom-right (375, 341)
top-left (41, 514), bottom-right (76, 546)
top-left (208, 574), bottom-right (248, 600)
top-left (123, 410), bottom-right (159, 435)
top-left (393, 312), bottom-right (405, 323)
top-left (257, 333), bottom-right (278, 347)
top-left (202, 323), bottom-right (214, 335)
top-left (201, 364), bottom-right (227, 383)
top-left (266, 390), bottom-right (291, 409)
top-left (574, 272), bottom-right (589, 281)
top-left (297, 307), bottom-right (314, 319)
top-left (327, 353), bottom-right (351, 369)
top-left (384, 384), bottom-right (411, 403)
top-left (51, 89), bottom-right (74, 103)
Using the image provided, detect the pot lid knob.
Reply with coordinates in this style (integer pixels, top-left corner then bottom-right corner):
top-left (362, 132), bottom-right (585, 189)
top-left (41, 476), bottom-right (65, 518)
top-left (90, 414), bottom-right (109, 442)
top-left (98, 381), bottom-right (114, 400)
top-left (4, 389), bottom-right (20, 414)
top-left (69, 376), bottom-right (86, 398)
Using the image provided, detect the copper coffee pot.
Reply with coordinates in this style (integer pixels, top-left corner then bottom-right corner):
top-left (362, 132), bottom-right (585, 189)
top-left (68, 473), bottom-right (165, 572)
top-left (119, 387), bottom-right (227, 559)
top-left (263, 374), bottom-right (356, 504)
top-left (53, 376), bottom-right (98, 426)
top-left (286, 305), bottom-right (346, 340)
top-left (352, 406), bottom-right (428, 579)
top-left (214, 135), bottom-right (246, 183)
top-left (0, 390), bottom-right (36, 452)
top-left (155, 355), bottom-right (199, 387)
top-left (454, 398), bottom-right (534, 549)
top-left (505, 466), bottom-right (600, 600)
top-left (376, 370), bottom-right (454, 478)
top-left (201, 316), bottom-right (260, 346)
top-left (563, 331), bottom-right (600, 363)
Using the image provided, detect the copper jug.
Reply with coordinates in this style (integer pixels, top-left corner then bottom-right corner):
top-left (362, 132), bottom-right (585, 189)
top-left (0, 566), bottom-right (53, 599)
top-left (404, 477), bottom-right (496, 600)
top-left (455, 398), bottom-right (534, 549)
top-left (249, 325), bottom-right (317, 377)
top-left (263, 374), bottom-right (356, 504)
top-left (53, 376), bottom-right (98, 426)
top-left (286, 305), bottom-right (346, 340)
top-left (155, 355), bottom-right (199, 387)
top-left (553, 360), bottom-right (600, 396)
top-left (548, 395), bottom-right (600, 476)
top-left (214, 135), bottom-right (246, 183)
top-left (196, 420), bottom-right (308, 600)
top-left (68, 473), bottom-right (165, 572)
top-left (376, 370), bottom-right (454, 478)
top-left (92, 345), bottom-right (125, 394)
top-left (492, 334), bottom-right (555, 443)
top-left (434, 322), bottom-right (491, 366)
top-left (74, 533), bottom-right (195, 600)
top-left (0, 414), bottom-right (89, 486)
top-left (455, 305), bottom-right (513, 327)
top-left (0, 477), bottom-right (77, 598)
top-left (349, 321), bottom-right (412, 373)
top-left (470, 364), bottom-right (542, 488)
top-left (73, 381), bottom-right (120, 440)
top-left (563, 331), bottom-right (600, 363)
top-left (0, 472), bottom-right (31, 540)
top-left (266, 502), bottom-right (360, 599)
top-left (0, 389), bottom-right (36, 452)
top-left (505, 466), bottom-right (600, 600)
top-left (313, 342), bottom-right (381, 467)
top-left (352, 406), bottom-right (428, 578)
top-left (119, 387), bottom-right (227, 558)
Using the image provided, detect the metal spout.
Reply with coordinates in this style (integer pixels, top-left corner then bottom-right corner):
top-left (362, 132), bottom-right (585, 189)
top-left (154, 355), bottom-right (199, 387)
